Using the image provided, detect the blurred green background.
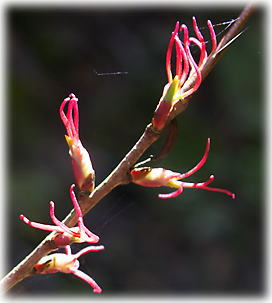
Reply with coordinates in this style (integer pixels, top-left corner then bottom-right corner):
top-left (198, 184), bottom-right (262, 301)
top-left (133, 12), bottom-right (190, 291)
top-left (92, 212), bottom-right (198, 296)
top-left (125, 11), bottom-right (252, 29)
top-left (7, 4), bottom-right (263, 296)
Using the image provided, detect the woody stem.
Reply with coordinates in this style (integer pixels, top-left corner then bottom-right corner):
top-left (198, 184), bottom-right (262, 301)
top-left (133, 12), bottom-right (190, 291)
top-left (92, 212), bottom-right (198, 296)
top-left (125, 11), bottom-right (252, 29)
top-left (0, 4), bottom-right (255, 292)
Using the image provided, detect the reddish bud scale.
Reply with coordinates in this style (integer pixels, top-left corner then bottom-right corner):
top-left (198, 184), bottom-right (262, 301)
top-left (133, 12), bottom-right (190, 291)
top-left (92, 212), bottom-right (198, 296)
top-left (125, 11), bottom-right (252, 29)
top-left (53, 234), bottom-right (75, 248)
top-left (131, 167), bottom-right (159, 187)
top-left (152, 101), bottom-right (173, 131)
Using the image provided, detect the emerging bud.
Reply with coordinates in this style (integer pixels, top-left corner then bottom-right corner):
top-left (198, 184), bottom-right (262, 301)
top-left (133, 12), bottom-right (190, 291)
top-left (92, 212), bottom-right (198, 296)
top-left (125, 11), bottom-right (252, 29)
top-left (131, 138), bottom-right (235, 199)
top-left (60, 93), bottom-right (95, 193)
top-left (152, 18), bottom-right (217, 131)
top-left (152, 76), bottom-right (179, 131)
top-left (20, 184), bottom-right (100, 246)
top-left (34, 245), bottom-right (104, 293)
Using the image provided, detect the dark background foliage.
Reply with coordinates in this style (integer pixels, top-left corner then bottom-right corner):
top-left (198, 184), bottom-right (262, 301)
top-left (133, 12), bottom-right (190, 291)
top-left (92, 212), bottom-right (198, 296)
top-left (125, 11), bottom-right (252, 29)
top-left (7, 3), bottom-right (263, 296)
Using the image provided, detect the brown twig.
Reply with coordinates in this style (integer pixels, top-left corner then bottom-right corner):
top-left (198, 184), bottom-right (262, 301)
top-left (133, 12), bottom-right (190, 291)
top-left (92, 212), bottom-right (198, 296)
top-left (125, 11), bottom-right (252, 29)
top-left (1, 3), bottom-right (256, 293)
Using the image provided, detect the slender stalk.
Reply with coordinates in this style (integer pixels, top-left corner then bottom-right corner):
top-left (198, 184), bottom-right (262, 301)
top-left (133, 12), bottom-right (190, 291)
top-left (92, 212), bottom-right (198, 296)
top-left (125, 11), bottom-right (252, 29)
top-left (1, 3), bottom-right (256, 293)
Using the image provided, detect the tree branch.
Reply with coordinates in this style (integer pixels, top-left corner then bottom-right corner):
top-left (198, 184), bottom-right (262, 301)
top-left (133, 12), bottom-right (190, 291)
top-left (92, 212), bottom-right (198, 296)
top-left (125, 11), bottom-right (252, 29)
top-left (1, 3), bottom-right (256, 293)
top-left (1, 124), bottom-right (161, 292)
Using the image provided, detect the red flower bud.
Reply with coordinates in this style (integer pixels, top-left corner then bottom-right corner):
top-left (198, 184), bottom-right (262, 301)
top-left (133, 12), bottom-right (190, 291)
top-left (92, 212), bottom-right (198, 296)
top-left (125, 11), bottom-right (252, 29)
top-left (20, 184), bottom-right (100, 246)
top-left (152, 18), bottom-right (218, 131)
top-left (131, 139), bottom-right (235, 199)
top-left (34, 245), bottom-right (104, 293)
top-left (60, 93), bottom-right (95, 193)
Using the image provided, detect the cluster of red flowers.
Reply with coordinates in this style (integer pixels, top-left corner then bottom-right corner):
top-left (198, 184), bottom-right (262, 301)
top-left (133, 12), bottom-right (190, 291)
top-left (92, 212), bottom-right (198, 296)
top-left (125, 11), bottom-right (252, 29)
top-left (20, 94), bottom-right (104, 293)
top-left (152, 17), bottom-right (217, 131)
top-left (20, 17), bottom-right (234, 294)
top-left (134, 17), bottom-right (234, 200)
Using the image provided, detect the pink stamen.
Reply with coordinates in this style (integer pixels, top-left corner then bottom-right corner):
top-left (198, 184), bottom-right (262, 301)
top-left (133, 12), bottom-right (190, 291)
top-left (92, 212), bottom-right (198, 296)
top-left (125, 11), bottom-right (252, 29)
top-left (67, 244), bottom-right (104, 293)
top-left (74, 245), bottom-right (105, 259)
top-left (66, 100), bottom-right (78, 139)
top-left (49, 201), bottom-right (75, 237)
top-left (69, 184), bottom-right (100, 243)
top-left (182, 52), bottom-right (202, 99)
top-left (174, 37), bottom-right (182, 80)
top-left (181, 175), bottom-right (214, 188)
top-left (19, 214), bottom-right (64, 233)
top-left (70, 185), bottom-right (89, 232)
top-left (81, 224), bottom-right (100, 242)
top-left (158, 185), bottom-right (183, 199)
top-left (174, 36), bottom-right (189, 87)
top-left (182, 175), bottom-right (235, 198)
top-left (59, 94), bottom-right (79, 141)
top-left (191, 17), bottom-right (207, 67)
top-left (178, 24), bottom-right (202, 99)
top-left (71, 269), bottom-right (102, 293)
top-left (207, 20), bottom-right (217, 52)
top-left (73, 100), bottom-right (79, 135)
top-left (69, 93), bottom-right (76, 99)
top-left (192, 17), bottom-right (204, 43)
top-left (189, 37), bottom-right (208, 68)
top-left (70, 99), bottom-right (79, 138)
top-left (166, 21), bottom-right (180, 83)
top-left (59, 98), bottom-right (73, 138)
top-left (200, 174), bottom-right (215, 186)
top-left (199, 185), bottom-right (235, 198)
top-left (190, 183), bottom-right (235, 198)
top-left (178, 138), bottom-right (210, 179)
top-left (158, 173), bottom-right (234, 200)
top-left (180, 60), bottom-right (202, 99)
top-left (70, 184), bottom-right (83, 218)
